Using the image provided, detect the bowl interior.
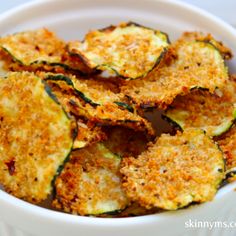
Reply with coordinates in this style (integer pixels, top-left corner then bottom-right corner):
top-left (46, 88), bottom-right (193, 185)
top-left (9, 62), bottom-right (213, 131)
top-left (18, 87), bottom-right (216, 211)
top-left (0, 0), bottom-right (236, 232)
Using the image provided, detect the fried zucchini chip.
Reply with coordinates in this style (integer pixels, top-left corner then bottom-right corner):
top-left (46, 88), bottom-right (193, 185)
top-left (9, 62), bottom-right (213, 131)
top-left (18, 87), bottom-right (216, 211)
top-left (0, 28), bottom-right (88, 73)
top-left (121, 39), bottom-right (228, 109)
top-left (44, 73), bottom-right (130, 108)
top-left (70, 100), bottom-right (155, 136)
top-left (218, 125), bottom-right (236, 181)
top-left (45, 77), bottom-right (155, 135)
top-left (53, 143), bottom-right (129, 215)
top-left (179, 31), bottom-right (233, 60)
top-left (0, 72), bottom-right (74, 203)
top-left (103, 126), bottom-right (149, 157)
top-left (68, 22), bottom-right (169, 79)
top-left (164, 77), bottom-right (236, 136)
top-left (121, 128), bottom-right (225, 210)
top-left (73, 120), bottom-right (107, 149)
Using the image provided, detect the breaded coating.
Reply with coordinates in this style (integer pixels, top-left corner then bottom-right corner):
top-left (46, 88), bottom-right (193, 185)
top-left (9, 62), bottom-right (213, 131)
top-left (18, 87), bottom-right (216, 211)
top-left (53, 143), bottom-right (128, 215)
top-left (70, 100), bottom-right (155, 136)
top-left (180, 31), bottom-right (233, 59)
top-left (73, 120), bottom-right (107, 149)
top-left (0, 72), bottom-right (73, 203)
top-left (103, 126), bottom-right (149, 157)
top-left (121, 128), bottom-right (224, 210)
top-left (44, 73), bottom-right (127, 106)
top-left (121, 38), bottom-right (228, 109)
top-left (218, 125), bottom-right (236, 174)
top-left (68, 22), bottom-right (169, 79)
top-left (164, 76), bottom-right (236, 136)
top-left (45, 78), bottom-right (155, 136)
top-left (0, 28), bottom-right (89, 73)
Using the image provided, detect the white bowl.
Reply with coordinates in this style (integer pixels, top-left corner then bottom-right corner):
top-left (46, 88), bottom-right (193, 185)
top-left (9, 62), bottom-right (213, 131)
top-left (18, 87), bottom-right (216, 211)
top-left (0, 0), bottom-right (236, 235)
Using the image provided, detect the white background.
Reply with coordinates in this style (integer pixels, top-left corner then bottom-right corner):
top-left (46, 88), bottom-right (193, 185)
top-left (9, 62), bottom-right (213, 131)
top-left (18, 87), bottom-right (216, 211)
top-left (0, 0), bottom-right (235, 26)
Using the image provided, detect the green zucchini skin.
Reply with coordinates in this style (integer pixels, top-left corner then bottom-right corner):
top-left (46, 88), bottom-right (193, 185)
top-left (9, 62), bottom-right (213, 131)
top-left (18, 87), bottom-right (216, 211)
top-left (220, 169), bottom-right (236, 188)
top-left (164, 109), bottom-right (236, 137)
top-left (53, 143), bottom-right (129, 215)
top-left (164, 76), bottom-right (236, 137)
top-left (1, 47), bottom-right (24, 65)
top-left (161, 114), bottom-right (183, 131)
top-left (225, 169), bottom-right (236, 180)
top-left (0, 72), bottom-right (74, 203)
top-left (45, 74), bottom-right (133, 111)
top-left (0, 27), bottom-right (89, 75)
top-left (120, 128), bottom-right (225, 210)
top-left (42, 80), bottom-right (61, 105)
top-left (1, 46), bottom-right (88, 75)
top-left (91, 49), bottom-right (168, 81)
top-left (114, 101), bottom-right (134, 113)
top-left (68, 22), bottom-right (170, 80)
top-left (35, 77), bottom-right (77, 197)
top-left (45, 78), bottom-right (78, 184)
top-left (121, 40), bottom-right (228, 110)
top-left (45, 74), bottom-right (98, 106)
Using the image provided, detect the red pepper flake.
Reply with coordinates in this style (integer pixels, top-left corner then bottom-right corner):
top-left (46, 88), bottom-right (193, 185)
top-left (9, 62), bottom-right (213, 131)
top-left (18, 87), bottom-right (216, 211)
top-left (5, 159), bottom-right (15, 176)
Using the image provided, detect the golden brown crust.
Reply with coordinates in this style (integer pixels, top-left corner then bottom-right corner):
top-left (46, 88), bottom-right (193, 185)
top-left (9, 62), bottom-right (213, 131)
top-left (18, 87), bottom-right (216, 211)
top-left (44, 76), bottom-right (155, 136)
top-left (0, 72), bottom-right (73, 203)
top-left (0, 28), bottom-right (64, 64)
top-left (68, 22), bottom-right (169, 79)
top-left (121, 128), bottom-right (224, 210)
top-left (0, 28), bottom-right (89, 73)
top-left (165, 76), bottom-right (236, 136)
top-left (53, 143), bottom-right (128, 215)
top-left (180, 31), bottom-right (233, 60)
top-left (121, 36), bottom-right (228, 109)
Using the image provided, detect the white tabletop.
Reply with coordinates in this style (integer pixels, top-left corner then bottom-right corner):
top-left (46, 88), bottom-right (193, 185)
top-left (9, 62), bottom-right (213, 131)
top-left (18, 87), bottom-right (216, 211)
top-left (0, 0), bottom-right (235, 27)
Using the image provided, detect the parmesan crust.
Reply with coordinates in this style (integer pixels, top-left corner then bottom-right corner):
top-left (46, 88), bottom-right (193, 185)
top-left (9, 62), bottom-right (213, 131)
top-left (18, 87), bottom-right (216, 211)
top-left (68, 22), bottom-right (169, 79)
top-left (44, 73), bottom-right (126, 106)
top-left (179, 31), bottom-right (233, 60)
top-left (165, 76), bottom-right (236, 136)
top-left (121, 38), bottom-right (228, 109)
top-left (121, 128), bottom-right (224, 210)
top-left (0, 28), bottom-right (89, 73)
top-left (53, 143), bottom-right (128, 215)
top-left (0, 72), bottom-right (73, 203)
top-left (45, 78), bottom-right (155, 136)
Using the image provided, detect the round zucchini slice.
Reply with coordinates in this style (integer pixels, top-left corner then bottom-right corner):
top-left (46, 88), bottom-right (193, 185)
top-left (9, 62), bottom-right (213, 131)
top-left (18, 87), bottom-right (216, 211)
top-left (70, 100), bottom-right (155, 136)
top-left (45, 73), bottom-right (129, 108)
top-left (0, 29), bottom-right (64, 66)
top-left (53, 143), bottom-right (129, 215)
top-left (68, 22), bottom-right (169, 80)
top-left (0, 29), bottom-right (87, 73)
top-left (218, 125), bottom-right (236, 181)
top-left (178, 31), bottom-right (233, 60)
top-left (164, 78), bottom-right (236, 136)
top-left (121, 128), bottom-right (225, 210)
top-left (0, 72), bottom-right (74, 203)
top-left (45, 79), bottom-right (155, 136)
top-left (121, 38), bottom-right (228, 109)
